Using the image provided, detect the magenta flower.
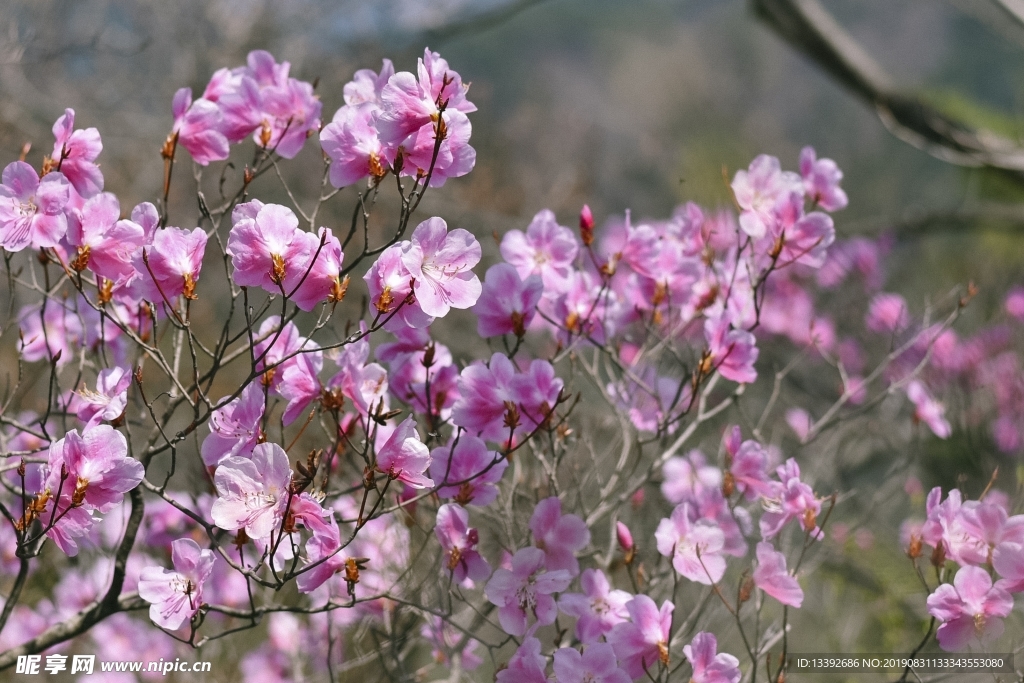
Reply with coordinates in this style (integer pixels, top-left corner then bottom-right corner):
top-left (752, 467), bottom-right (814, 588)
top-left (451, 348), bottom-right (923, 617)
top-left (511, 359), bottom-right (564, 432)
top-left (484, 546), bottom-right (572, 636)
top-left (130, 227), bottom-right (208, 304)
top-left (258, 76), bottom-right (322, 159)
top-left (704, 313), bottom-right (758, 384)
top-left (227, 203), bottom-right (311, 292)
top-left (500, 209), bottom-right (580, 295)
top-left (1006, 286), bottom-right (1024, 322)
top-left (421, 615), bottom-right (483, 671)
top-left (435, 503), bottom-right (491, 584)
top-left (731, 154), bottom-right (802, 239)
top-left (375, 416), bottom-right (433, 489)
top-left (429, 435), bottom-right (507, 506)
top-left (762, 191), bottom-right (835, 269)
top-left (617, 522), bottom-right (634, 553)
top-left (530, 497), bottom-right (590, 575)
top-left (553, 644), bottom-right (630, 683)
top-left (655, 503), bottom-right (728, 584)
top-left (45, 425), bottom-right (144, 513)
top-left (253, 316), bottom-right (321, 392)
top-left (65, 192), bottom-right (145, 282)
top-left (683, 632), bottom-right (741, 683)
top-left (171, 87), bottom-right (230, 165)
top-left (927, 565), bottom-right (1013, 651)
top-left (321, 103), bottom-right (386, 188)
top-left (661, 450), bottom-right (721, 505)
top-left (138, 538), bottom-right (214, 630)
top-left (993, 542), bottom-right (1024, 593)
top-left (400, 217), bottom-right (481, 318)
top-left (728, 438), bottom-right (776, 500)
top-left (0, 161), bottom-right (70, 251)
top-left (496, 637), bottom-right (548, 683)
top-left (752, 542), bottom-right (803, 608)
top-left (17, 302), bottom-right (82, 367)
top-left (50, 108), bottom-right (104, 198)
top-left (297, 515), bottom-right (346, 594)
top-left (211, 443), bottom-right (292, 540)
top-left (906, 381), bottom-right (951, 439)
top-left (473, 263), bottom-right (544, 338)
top-left (557, 568), bottom-right (631, 643)
top-left (201, 383), bottom-right (264, 467)
top-left (450, 353), bottom-right (520, 442)
top-left (865, 292), bottom-right (909, 333)
top-left (288, 227), bottom-right (345, 312)
top-left (608, 594), bottom-right (674, 679)
top-left (344, 59), bottom-right (395, 106)
top-left (799, 146), bottom-right (848, 212)
top-left (75, 366), bottom-right (132, 428)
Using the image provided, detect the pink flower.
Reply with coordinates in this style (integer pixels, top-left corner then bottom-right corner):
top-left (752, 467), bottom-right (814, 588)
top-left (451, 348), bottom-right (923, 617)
top-left (496, 637), bottom-right (548, 683)
top-left (661, 450), bottom-right (721, 505)
top-left (429, 435), bottom-right (507, 506)
top-left (761, 191), bottom-right (835, 269)
top-left (400, 217), bottom-right (481, 318)
top-left (375, 416), bottom-right (432, 489)
top-left (473, 263), bottom-right (544, 337)
top-left (484, 546), bottom-right (572, 636)
top-left (759, 459), bottom-right (822, 540)
top-left (530, 497), bottom-right (590, 575)
top-left (171, 87), bottom-right (230, 165)
top-left (731, 154), bottom-right (802, 239)
top-left (377, 48), bottom-right (475, 146)
top-left (799, 146), bottom-right (847, 212)
top-left (683, 632), bottom-right (741, 683)
top-left (993, 542), bottom-right (1024, 593)
top-left (65, 192), bottom-right (145, 282)
top-left (45, 425), bottom-right (144, 513)
top-left (512, 359), bottom-right (564, 431)
top-left (138, 538), bottom-right (214, 630)
top-left (50, 108), bottom-right (104, 198)
top-left (616, 522), bottom-right (634, 553)
top-left (927, 565), bottom-right (1013, 651)
top-left (201, 383), bottom-right (264, 467)
top-left (865, 293), bottom-right (909, 333)
top-left (0, 161), bottom-right (70, 251)
top-left (704, 313), bottom-right (758, 384)
top-left (130, 227), bottom-right (208, 304)
top-left (296, 514), bottom-right (346, 594)
top-left (553, 644), bottom-right (630, 683)
top-left (557, 568), bottom-right (631, 643)
top-left (451, 353), bottom-right (520, 442)
top-left (17, 302), bottom-right (83, 367)
top-left (500, 209), bottom-right (580, 296)
top-left (344, 59), bottom-right (395, 106)
top-left (288, 227), bottom-right (345, 312)
top-left (211, 442), bottom-right (292, 540)
top-left (227, 203), bottom-right (312, 293)
top-left (435, 503), bottom-right (491, 584)
top-left (727, 436), bottom-right (776, 500)
top-left (320, 103), bottom-right (386, 188)
top-left (752, 542), bottom-right (803, 607)
top-left (655, 503), bottom-right (728, 584)
top-left (608, 595), bottom-right (673, 679)
top-left (75, 366), bottom-right (132, 428)
top-left (257, 76), bottom-right (322, 159)
top-left (253, 316), bottom-right (321, 393)
top-left (906, 381), bottom-right (951, 438)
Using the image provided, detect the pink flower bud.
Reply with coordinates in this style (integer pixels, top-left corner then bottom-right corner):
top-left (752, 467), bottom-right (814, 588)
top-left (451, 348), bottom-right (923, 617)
top-left (616, 521), bottom-right (634, 551)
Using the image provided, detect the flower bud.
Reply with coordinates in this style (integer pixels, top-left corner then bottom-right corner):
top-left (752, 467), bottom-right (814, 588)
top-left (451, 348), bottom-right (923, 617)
top-left (579, 204), bottom-right (595, 246)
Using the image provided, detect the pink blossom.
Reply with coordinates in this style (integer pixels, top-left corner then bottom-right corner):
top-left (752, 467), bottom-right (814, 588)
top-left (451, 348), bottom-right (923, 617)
top-left (379, 330), bottom-right (459, 418)
top-left (321, 103), bottom-right (386, 188)
top-left (484, 546), bottom-right (572, 636)
top-left (65, 192), bottom-right (145, 282)
top-left (363, 242), bottom-right (432, 328)
top-left (655, 503), bottom-right (728, 584)
top-left (17, 302), bottom-right (83, 367)
top-left (500, 209), bottom-right (580, 295)
top-left (553, 644), bottom-right (630, 683)
top-left (138, 538), bottom-right (214, 630)
top-left (296, 515), bottom-right (346, 594)
top-left (728, 437), bottom-right (776, 500)
top-left (513, 359), bottom-right (564, 431)
top-left (799, 146), bottom-right (847, 212)
top-left (0, 161), bottom-right (70, 251)
top-left (608, 594), bottom-right (674, 679)
top-left (557, 568), bottom-right (631, 643)
top-left (130, 227), bottom-right (207, 304)
top-left (906, 381), bottom-right (951, 438)
top-left (731, 154), bottom-right (802, 239)
top-left (927, 565), bottom-right (1013, 651)
top-left (496, 637), bottom-right (548, 683)
top-left (530, 497), bottom-right (590, 575)
top-left (288, 227), bottom-right (345, 311)
top-left (759, 459), bottom-right (822, 540)
top-left (344, 59), bottom-right (395, 106)
top-left (277, 350), bottom-right (323, 425)
top-left (201, 384), bottom-right (264, 467)
top-left (75, 366), bottom-right (132, 427)
top-left (761, 191), bottom-right (835, 269)
top-left (171, 87), bottom-right (230, 165)
top-left (227, 203), bottom-right (312, 293)
top-left (450, 353), bottom-right (520, 442)
top-left (661, 450), bottom-right (721, 505)
top-left (252, 316), bottom-right (322, 395)
top-left (993, 542), bottom-right (1024, 593)
top-left (429, 435), bottom-right (507, 506)
top-left (865, 293), bottom-right (909, 333)
top-left (616, 522), bottom-right (634, 553)
top-left (704, 313), bottom-right (758, 384)
top-left (752, 542), bottom-right (803, 607)
top-left (258, 76), bottom-right (322, 159)
top-left (375, 416), bottom-right (432, 488)
top-left (473, 263), bottom-right (544, 337)
top-left (211, 442), bottom-right (292, 540)
top-left (683, 632), bottom-right (741, 683)
top-left (45, 425), bottom-right (143, 513)
top-left (785, 408), bottom-right (812, 441)
top-left (400, 217), bottom-right (481, 318)
top-left (50, 108), bottom-right (104, 198)
top-left (435, 503), bottom-right (491, 584)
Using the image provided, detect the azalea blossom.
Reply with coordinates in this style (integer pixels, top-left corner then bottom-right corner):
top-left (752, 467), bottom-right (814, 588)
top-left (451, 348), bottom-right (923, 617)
top-left (608, 594), bottom-right (674, 679)
top-left (130, 227), bottom-right (208, 304)
top-left (138, 538), bottom-right (215, 630)
top-left (731, 154), bottom-right (802, 239)
top-left (530, 496), bottom-right (590, 575)
top-left (927, 565), bottom-right (1013, 651)
top-left (799, 146), bottom-right (847, 212)
top-left (655, 503), bottom-right (728, 584)
top-left (683, 632), bottom-right (741, 683)
top-left (65, 192), bottom-right (145, 282)
top-left (429, 435), bottom-right (507, 506)
top-left (49, 108), bottom-right (104, 198)
top-left (500, 209), bottom-right (579, 295)
top-left (906, 380), bottom-right (951, 439)
top-left (752, 542), bottom-right (803, 607)
top-left (553, 644), bottom-right (630, 683)
top-left (201, 383), bottom-right (265, 467)
top-left (75, 366), bottom-right (132, 428)
top-left (211, 443), bottom-right (293, 540)
top-left (435, 503), bottom-right (491, 584)
top-left (171, 87), bottom-right (230, 165)
top-left (473, 262), bottom-right (544, 337)
top-left (484, 546), bottom-right (572, 636)
top-left (0, 161), bottom-right (70, 251)
top-left (704, 313), bottom-right (758, 384)
top-left (375, 416), bottom-right (433, 489)
top-left (496, 637), bottom-right (548, 683)
top-left (400, 217), bottom-right (481, 318)
top-left (557, 568), bottom-right (631, 643)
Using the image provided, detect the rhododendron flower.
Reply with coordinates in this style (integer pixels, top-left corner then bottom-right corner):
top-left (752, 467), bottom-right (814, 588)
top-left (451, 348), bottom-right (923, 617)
top-left (683, 632), bottom-right (741, 683)
top-left (752, 542), bottom-right (803, 607)
top-left (557, 568), bottom-right (631, 643)
top-left (130, 227), bottom-right (208, 304)
top-left (435, 503), bottom-right (491, 584)
top-left (799, 146), bottom-right (847, 212)
top-left (731, 154), bottom-right (802, 239)
top-left (865, 292), bottom-right (909, 333)
top-left (927, 565), bottom-right (1013, 651)
top-left (553, 644), bottom-right (630, 683)
top-left (376, 48), bottom-right (475, 145)
top-left (762, 191), bottom-right (835, 269)
top-left (1006, 286), bottom-right (1024, 321)
top-left (484, 546), bottom-right (572, 636)
top-left (450, 353), bottom-right (520, 442)
top-left (363, 242), bottom-right (433, 328)
top-left (0, 161), bottom-right (70, 251)
top-left (496, 637), bottom-right (548, 683)
top-left (704, 313), bottom-right (758, 384)
top-left (321, 103), bottom-right (386, 188)
top-left (500, 209), bottom-right (579, 295)
top-left (66, 192), bottom-right (145, 282)
top-left (906, 380), bottom-right (951, 438)
top-left (513, 359), bottom-right (564, 430)
top-left (760, 459), bottom-right (822, 540)
top-left (201, 383), bottom-right (264, 467)
top-left (655, 503), bottom-right (728, 584)
top-left (76, 366), bottom-right (132, 428)
top-left (661, 450), bottom-right (721, 505)
top-left (608, 594), bottom-right (674, 679)
top-left (228, 203), bottom-right (312, 293)
top-left (171, 87), bottom-right (230, 165)
top-left (50, 108), bottom-right (103, 198)
top-left (138, 538), bottom-right (214, 630)
top-left (530, 496), bottom-right (590, 575)
top-left (297, 515), bottom-right (346, 594)
top-left (727, 438), bottom-right (776, 500)
top-left (473, 263), bottom-right (544, 337)
top-left (400, 217), bottom-right (481, 318)
top-left (252, 316), bottom-right (322, 396)
top-left (211, 443), bottom-right (292, 539)
top-left (45, 425), bottom-right (144, 513)
top-left (993, 542), bottom-right (1024, 593)
top-left (288, 227), bottom-right (345, 311)
top-left (421, 616), bottom-right (483, 671)
top-left (430, 435), bottom-right (507, 506)
top-left (375, 416), bottom-right (432, 488)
